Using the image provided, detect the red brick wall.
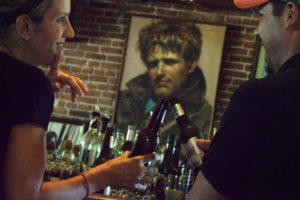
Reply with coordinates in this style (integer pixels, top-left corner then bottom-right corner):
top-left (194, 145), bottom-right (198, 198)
top-left (51, 0), bottom-right (259, 130)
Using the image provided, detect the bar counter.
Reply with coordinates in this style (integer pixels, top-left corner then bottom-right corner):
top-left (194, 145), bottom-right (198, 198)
top-left (87, 194), bottom-right (126, 200)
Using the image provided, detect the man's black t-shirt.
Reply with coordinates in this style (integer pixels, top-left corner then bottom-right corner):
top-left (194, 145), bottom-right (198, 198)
top-left (201, 54), bottom-right (300, 200)
top-left (0, 52), bottom-right (54, 199)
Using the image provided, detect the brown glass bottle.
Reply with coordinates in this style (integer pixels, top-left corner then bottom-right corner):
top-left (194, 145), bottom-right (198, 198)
top-left (169, 96), bottom-right (204, 176)
top-left (158, 134), bottom-right (178, 175)
top-left (130, 99), bottom-right (168, 157)
top-left (94, 124), bottom-right (113, 165)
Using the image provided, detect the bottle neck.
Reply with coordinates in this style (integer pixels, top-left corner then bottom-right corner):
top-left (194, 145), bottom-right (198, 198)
top-left (125, 126), bottom-right (136, 142)
top-left (146, 99), bottom-right (168, 131)
top-left (99, 116), bottom-right (110, 135)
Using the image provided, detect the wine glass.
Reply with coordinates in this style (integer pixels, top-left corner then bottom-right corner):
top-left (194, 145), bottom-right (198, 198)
top-left (110, 129), bottom-right (125, 157)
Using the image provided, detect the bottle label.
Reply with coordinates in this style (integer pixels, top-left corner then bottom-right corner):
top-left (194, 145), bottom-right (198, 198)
top-left (173, 103), bottom-right (185, 118)
top-left (182, 137), bottom-right (204, 169)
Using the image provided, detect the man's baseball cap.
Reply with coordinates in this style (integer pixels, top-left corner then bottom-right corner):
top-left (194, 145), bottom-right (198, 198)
top-left (234, 0), bottom-right (300, 9)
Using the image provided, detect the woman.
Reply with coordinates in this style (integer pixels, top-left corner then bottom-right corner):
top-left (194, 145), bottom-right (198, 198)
top-left (0, 0), bottom-right (157, 199)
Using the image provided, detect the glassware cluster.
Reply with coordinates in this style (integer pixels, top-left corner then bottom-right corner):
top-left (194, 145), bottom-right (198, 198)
top-left (44, 97), bottom-right (205, 200)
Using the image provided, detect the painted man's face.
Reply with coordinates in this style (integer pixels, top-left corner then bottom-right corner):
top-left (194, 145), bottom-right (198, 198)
top-left (146, 45), bottom-right (195, 98)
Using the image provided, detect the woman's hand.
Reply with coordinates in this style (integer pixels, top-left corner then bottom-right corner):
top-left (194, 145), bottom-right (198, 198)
top-left (96, 151), bottom-right (158, 190)
top-left (48, 50), bottom-right (88, 102)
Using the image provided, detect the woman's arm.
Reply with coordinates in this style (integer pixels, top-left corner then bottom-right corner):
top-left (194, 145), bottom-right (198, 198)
top-left (4, 124), bottom-right (157, 200)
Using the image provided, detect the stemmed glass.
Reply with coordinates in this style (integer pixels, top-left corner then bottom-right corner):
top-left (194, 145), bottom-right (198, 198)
top-left (110, 129), bottom-right (125, 157)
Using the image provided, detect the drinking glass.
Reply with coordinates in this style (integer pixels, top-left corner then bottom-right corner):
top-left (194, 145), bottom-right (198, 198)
top-left (110, 129), bottom-right (125, 157)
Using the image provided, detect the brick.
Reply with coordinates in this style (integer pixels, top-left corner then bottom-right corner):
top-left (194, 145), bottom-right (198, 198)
top-left (112, 41), bottom-right (125, 48)
top-left (223, 69), bottom-right (248, 78)
top-left (53, 107), bottom-right (68, 115)
top-left (79, 44), bottom-right (99, 52)
top-left (229, 55), bottom-right (253, 63)
top-left (64, 50), bottom-right (84, 57)
top-left (64, 42), bottom-right (78, 49)
top-left (97, 84), bottom-right (110, 90)
top-left (71, 66), bottom-right (82, 73)
top-left (87, 61), bottom-right (100, 68)
top-left (65, 58), bottom-right (87, 66)
top-left (89, 1), bottom-right (110, 9)
top-left (89, 75), bottom-right (108, 82)
top-left (57, 101), bottom-right (65, 107)
top-left (101, 63), bottom-right (122, 69)
top-left (66, 102), bottom-right (77, 109)
top-left (86, 90), bottom-right (100, 97)
top-left (226, 39), bottom-right (243, 47)
top-left (224, 47), bottom-right (247, 55)
top-left (88, 23), bottom-right (99, 30)
top-left (243, 41), bottom-right (256, 49)
top-left (223, 62), bottom-right (244, 70)
top-left (84, 8), bottom-right (104, 16)
top-left (132, 5), bottom-right (155, 13)
top-left (107, 55), bottom-right (123, 63)
top-left (78, 30), bottom-right (101, 37)
top-left (105, 70), bottom-right (116, 77)
top-left (81, 96), bottom-right (98, 104)
top-left (103, 92), bottom-right (116, 98)
top-left (99, 98), bottom-right (113, 106)
top-left (69, 109), bottom-right (90, 118)
top-left (100, 25), bottom-right (122, 33)
top-left (105, 11), bottom-right (122, 18)
top-left (156, 8), bottom-right (178, 17)
top-left (226, 16), bottom-right (242, 24)
top-left (86, 53), bottom-right (106, 60)
top-left (232, 78), bottom-right (247, 86)
top-left (242, 18), bottom-right (259, 26)
top-left (151, 2), bottom-right (172, 8)
top-left (97, 17), bottom-right (119, 24)
top-left (101, 47), bottom-right (123, 55)
top-left (217, 91), bottom-right (233, 101)
top-left (90, 38), bottom-right (112, 46)
top-left (229, 25), bottom-right (245, 32)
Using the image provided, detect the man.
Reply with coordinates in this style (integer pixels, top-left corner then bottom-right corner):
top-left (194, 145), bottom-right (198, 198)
top-left (188, 0), bottom-right (300, 199)
top-left (116, 20), bottom-right (212, 142)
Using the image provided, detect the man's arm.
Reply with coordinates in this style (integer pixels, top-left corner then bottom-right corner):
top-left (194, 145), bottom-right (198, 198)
top-left (187, 171), bottom-right (228, 200)
top-left (186, 139), bottom-right (227, 200)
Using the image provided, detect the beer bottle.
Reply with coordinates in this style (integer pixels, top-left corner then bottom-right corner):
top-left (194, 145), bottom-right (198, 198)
top-left (80, 105), bottom-right (100, 170)
top-left (169, 96), bottom-right (204, 176)
top-left (130, 99), bottom-right (168, 157)
top-left (89, 113), bottom-right (110, 167)
top-left (158, 134), bottom-right (178, 175)
top-left (94, 124), bottom-right (113, 165)
top-left (172, 139), bottom-right (181, 174)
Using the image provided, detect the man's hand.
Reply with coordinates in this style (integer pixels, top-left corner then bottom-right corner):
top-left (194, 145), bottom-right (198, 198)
top-left (196, 139), bottom-right (211, 151)
top-left (48, 49), bottom-right (88, 102)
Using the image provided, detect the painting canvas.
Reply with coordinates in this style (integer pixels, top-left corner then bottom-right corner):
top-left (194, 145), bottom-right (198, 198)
top-left (115, 15), bottom-right (226, 140)
top-left (254, 44), bottom-right (268, 79)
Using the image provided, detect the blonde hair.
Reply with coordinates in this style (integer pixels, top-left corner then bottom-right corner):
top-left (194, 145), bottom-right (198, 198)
top-left (0, 0), bottom-right (51, 40)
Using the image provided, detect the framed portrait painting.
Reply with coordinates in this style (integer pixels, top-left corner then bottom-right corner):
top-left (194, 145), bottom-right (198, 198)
top-left (251, 39), bottom-right (268, 79)
top-left (115, 15), bottom-right (226, 140)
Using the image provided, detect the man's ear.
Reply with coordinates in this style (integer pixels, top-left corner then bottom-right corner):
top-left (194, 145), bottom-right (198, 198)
top-left (285, 2), bottom-right (300, 29)
top-left (188, 60), bottom-right (198, 73)
top-left (15, 15), bottom-right (32, 41)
